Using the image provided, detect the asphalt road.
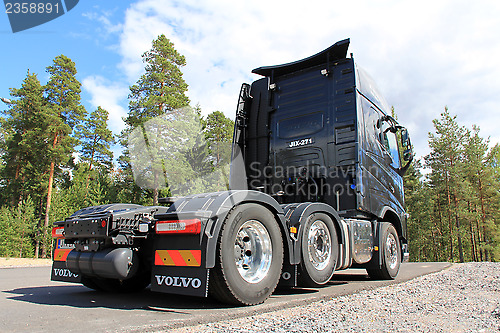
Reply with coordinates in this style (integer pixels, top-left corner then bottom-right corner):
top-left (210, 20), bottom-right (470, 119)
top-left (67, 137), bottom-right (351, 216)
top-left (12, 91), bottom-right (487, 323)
top-left (0, 262), bottom-right (451, 333)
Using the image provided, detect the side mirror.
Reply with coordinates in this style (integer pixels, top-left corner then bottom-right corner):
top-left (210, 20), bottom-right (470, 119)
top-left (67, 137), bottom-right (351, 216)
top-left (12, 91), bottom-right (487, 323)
top-left (400, 128), bottom-right (413, 162)
top-left (397, 127), bottom-right (413, 176)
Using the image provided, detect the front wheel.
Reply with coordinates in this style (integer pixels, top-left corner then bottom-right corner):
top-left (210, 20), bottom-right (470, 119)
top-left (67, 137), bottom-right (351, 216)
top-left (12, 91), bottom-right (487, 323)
top-left (367, 223), bottom-right (401, 280)
top-left (209, 203), bottom-right (283, 305)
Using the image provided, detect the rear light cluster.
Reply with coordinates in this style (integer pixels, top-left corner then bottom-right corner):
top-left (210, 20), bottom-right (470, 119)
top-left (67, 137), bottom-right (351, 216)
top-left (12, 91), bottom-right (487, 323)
top-left (52, 219), bottom-right (202, 237)
top-left (155, 219), bottom-right (201, 234)
top-left (51, 226), bottom-right (64, 239)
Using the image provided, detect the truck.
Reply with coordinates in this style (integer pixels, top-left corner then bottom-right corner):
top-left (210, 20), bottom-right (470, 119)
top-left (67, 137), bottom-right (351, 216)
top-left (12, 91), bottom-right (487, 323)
top-left (51, 38), bottom-right (413, 306)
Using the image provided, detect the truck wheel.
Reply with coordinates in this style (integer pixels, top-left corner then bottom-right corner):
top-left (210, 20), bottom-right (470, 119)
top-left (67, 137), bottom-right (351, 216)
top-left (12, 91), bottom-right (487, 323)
top-left (209, 203), bottom-right (283, 305)
top-left (299, 213), bottom-right (338, 287)
top-left (367, 223), bottom-right (401, 280)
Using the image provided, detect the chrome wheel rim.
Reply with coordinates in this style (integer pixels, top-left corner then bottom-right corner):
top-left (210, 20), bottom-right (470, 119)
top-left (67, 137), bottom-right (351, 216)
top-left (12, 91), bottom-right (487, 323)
top-left (307, 220), bottom-right (331, 271)
top-left (234, 220), bottom-right (272, 283)
top-left (386, 233), bottom-right (399, 270)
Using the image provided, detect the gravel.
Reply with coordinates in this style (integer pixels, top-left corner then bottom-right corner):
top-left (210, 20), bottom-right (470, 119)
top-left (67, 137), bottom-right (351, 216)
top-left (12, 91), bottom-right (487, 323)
top-left (173, 262), bottom-right (500, 333)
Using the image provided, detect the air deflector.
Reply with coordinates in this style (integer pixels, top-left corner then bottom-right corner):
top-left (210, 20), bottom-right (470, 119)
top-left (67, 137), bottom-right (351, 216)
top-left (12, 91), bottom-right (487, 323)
top-left (252, 39), bottom-right (350, 77)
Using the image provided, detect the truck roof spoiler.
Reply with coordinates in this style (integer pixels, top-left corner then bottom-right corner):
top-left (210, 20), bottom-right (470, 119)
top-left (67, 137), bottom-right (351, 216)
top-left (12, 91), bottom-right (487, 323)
top-left (252, 38), bottom-right (350, 77)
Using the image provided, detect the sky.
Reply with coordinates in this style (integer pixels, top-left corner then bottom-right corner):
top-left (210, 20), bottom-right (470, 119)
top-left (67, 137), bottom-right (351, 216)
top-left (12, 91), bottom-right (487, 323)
top-left (1, 0), bottom-right (500, 160)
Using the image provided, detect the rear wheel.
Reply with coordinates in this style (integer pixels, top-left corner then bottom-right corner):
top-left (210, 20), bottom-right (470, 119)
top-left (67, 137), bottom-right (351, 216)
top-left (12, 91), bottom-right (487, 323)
top-left (299, 213), bottom-right (338, 287)
top-left (367, 223), bottom-right (401, 280)
top-left (209, 203), bottom-right (283, 305)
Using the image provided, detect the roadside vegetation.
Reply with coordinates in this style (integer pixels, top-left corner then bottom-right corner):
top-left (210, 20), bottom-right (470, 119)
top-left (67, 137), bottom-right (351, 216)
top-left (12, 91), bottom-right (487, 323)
top-left (0, 35), bottom-right (498, 261)
top-left (405, 108), bottom-right (500, 262)
top-left (0, 35), bottom-right (233, 258)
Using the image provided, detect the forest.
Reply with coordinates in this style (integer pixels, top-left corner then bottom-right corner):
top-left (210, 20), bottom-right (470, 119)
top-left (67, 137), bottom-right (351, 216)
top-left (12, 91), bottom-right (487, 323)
top-left (0, 35), bottom-right (498, 262)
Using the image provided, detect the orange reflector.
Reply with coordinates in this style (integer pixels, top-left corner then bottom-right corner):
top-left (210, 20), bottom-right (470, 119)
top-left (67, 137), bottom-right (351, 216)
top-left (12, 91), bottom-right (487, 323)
top-left (290, 226), bottom-right (297, 234)
top-left (156, 219), bottom-right (201, 234)
top-left (51, 226), bottom-right (64, 239)
top-left (154, 250), bottom-right (201, 267)
top-left (54, 249), bottom-right (72, 261)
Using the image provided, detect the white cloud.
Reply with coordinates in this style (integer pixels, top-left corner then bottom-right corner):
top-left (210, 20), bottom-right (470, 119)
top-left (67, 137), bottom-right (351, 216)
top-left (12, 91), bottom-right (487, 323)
top-left (82, 75), bottom-right (129, 133)
top-left (82, 7), bottom-right (123, 37)
top-left (84, 0), bottom-right (500, 158)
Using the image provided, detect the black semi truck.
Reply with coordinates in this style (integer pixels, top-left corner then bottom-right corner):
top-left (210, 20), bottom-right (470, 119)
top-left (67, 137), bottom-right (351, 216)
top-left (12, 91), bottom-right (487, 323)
top-left (51, 38), bottom-right (413, 305)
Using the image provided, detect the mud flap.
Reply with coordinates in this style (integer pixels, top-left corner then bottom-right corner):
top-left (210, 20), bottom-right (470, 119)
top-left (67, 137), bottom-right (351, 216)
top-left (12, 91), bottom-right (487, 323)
top-left (151, 266), bottom-right (209, 298)
top-left (51, 261), bottom-right (81, 283)
top-left (278, 264), bottom-right (297, 288)
top-left (363, 221), bottom-right (382, 269)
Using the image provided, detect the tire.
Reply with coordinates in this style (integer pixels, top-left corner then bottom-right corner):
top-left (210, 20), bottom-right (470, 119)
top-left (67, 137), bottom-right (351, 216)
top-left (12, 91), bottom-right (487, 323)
top-left (367, 223), bottom-right (401, 280)
top-left (209, 203), bottom-right (283, 306)
top-left (92, 270), bottom-right (151, 293)
top-left (298, 213), bottom-right (339, 287)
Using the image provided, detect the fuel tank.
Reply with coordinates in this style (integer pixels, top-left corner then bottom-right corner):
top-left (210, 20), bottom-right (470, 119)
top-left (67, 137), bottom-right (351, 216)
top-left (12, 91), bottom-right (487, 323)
top-left (66, 248), bottom-right (139, 280)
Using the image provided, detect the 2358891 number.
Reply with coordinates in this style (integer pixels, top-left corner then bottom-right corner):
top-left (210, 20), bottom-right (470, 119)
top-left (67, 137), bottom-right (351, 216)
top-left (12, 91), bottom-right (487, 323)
top-left (5, 2), bottom-right (59, 14)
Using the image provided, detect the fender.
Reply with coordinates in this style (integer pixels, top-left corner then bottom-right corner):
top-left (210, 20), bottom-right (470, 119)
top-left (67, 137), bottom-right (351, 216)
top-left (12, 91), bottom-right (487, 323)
top-left (284, 202), bottom-right (345, 265)
top-left (162, 190), bottom-right (292, 268)
top-left (378, 205), bottom-right (406, 240)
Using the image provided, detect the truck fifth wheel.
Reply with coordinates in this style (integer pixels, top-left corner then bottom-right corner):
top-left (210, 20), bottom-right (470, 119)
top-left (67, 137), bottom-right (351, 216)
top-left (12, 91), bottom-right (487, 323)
top-left (51, 38), bottom-right (413, 306)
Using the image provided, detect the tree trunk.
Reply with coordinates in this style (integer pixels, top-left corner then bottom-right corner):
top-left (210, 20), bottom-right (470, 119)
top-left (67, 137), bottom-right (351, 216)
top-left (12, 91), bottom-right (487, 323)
top-left (478, 178), bottom-right (487, 261)
top-left (34, 197), bottom-right (45, 258)
top-left (153, 188), bottom-right (159, 206)
top-left (85, 137), bottom-right (97, 192)
top-left (436, 192), bottom-right (444, 261)
top-left (445, 173), bottom-right (454, 261)
top-left (153, 170), bottom-right (159, 205)
top-left (469, 217), bottom-right (477, 261)
top-left (34, 217), bottom-right (42, 258)
top-left (42, 132), bottom-right (58, 258)
top-left (42, 161), bottom-right (55, 258)
top-left (467, 201), bottom-right (477, 261)
top-left (453, 194), bottom-right (464, 263)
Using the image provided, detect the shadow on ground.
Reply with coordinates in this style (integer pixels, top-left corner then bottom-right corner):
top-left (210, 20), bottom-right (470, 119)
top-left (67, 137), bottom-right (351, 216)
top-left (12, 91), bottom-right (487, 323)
top-left (2, 280), bottom-right (346, 311)
top-left (2, 267), bottom-right (376, 311)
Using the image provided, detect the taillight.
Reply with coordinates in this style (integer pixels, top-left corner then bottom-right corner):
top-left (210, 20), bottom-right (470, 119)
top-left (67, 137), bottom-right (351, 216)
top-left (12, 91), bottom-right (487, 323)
top-left (51, 226), bottom-right (64, 238)
top-left (156, 219), bottom-right (201, 234)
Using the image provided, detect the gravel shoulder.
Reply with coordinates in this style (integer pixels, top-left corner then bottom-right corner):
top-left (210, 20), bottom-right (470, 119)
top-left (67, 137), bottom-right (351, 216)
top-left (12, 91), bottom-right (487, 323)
top-left (173, 262), bottom-right (500, 333)
top-left (0, 257), bottom-right (52, 268)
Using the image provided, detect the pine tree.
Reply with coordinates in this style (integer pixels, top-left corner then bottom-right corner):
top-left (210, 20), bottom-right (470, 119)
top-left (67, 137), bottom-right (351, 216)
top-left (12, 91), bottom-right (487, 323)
top-left (463, 126), bottom-right (500, 261)
top-left (127, 106), bottom-right (203, 197)
top-left (426, 107), bottom-right (466, 262)
top-left (0, 72), bottom-right (49, 207)
top-left (404, 160), bottom-right (436, 261)
top-left (0, 197), bottom-right (37, 257)
top-left (123, 34), bottom-right (190, 205)
top-left (77, 106), bottom-right (115, 199)
top-left (40, 55), bottom-right (86, 258)
top-left (114, 147), bottom-right (151, 205)
top-left (204, 111), bottom-right (234, 168)
top-left (78, 106), bottom-right (115, 171)
top-left (183, 104), bottom-right (212, 177)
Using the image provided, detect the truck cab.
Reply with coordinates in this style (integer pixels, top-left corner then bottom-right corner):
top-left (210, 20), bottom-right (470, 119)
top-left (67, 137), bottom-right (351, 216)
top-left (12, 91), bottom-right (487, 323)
top-left (231, 38), bottom-right (412, 255)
